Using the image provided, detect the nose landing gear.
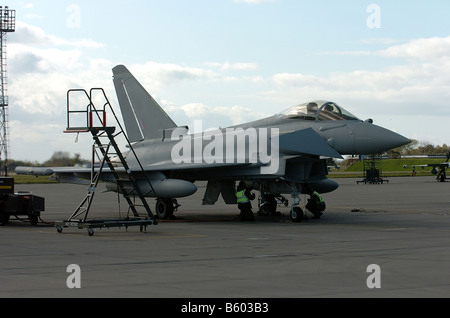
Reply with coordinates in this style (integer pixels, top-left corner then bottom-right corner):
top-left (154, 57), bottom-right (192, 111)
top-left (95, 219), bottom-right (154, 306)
top-left (289, 186), bottom-right (304, 223)
top-left (290, 206), bottom-right (304, 222)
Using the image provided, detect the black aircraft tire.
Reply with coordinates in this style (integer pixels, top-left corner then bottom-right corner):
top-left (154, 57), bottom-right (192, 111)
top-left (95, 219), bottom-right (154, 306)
top-left (0, 201), bottom-right (7, 226)
top-left (30, 213), bottom-right (39, 226)
top-left (155, 199), bottom-right (174, 219)
top-left (290, 207), bottom-right (303, 223)
top-left (258, 203), bottom-right (271, 216)
top-left (0, 212), bottom-right (9, 226)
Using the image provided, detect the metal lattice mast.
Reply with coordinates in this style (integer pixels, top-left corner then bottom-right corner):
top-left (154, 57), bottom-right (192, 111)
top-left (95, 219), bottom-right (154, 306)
top-left (0, 6), bottom-right (15, 176)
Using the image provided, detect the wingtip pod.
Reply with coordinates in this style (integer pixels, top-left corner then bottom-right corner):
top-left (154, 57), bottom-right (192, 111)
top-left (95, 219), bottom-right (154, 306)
top-left (15, 166), bottom-right (54, 176)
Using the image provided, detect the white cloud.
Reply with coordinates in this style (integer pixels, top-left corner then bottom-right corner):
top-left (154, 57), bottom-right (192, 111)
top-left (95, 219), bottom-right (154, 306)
top-left (11, 21), bottom-right (103, 48)
top-left (7, 21), bottom-right (450, 162)
top-left (179, 102), bottom-right (268, 132)
top-left (7, 22), bottom-right (111, 161)
top-left (7, 22), bottom-right (265, 161)
top-left (273, 36), bottom-right (450, 108)
top-left (127, 61), bottom-right (222, 91)
top-left (377, 36), bottom-right (450, 60)
top-left (267, 37), bottom-right (450, 146)
top-left (331, 36), bottom-right (450, 62)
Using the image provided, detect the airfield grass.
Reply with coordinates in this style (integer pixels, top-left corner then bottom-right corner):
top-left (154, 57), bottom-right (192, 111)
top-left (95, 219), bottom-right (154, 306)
top-left (9, 175), bottom-right (57, 184)
top-left (329, 158), bottom-right (443, 178)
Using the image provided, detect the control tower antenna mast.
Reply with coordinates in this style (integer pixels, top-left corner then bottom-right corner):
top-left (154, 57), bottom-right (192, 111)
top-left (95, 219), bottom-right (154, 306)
top-left (0, 6), bottom-right (15, 176)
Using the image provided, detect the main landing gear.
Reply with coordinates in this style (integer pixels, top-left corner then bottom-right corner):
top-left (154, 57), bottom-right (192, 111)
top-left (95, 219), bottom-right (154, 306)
top-left (257, 185), bottom-right (309, 222)
top-left (258, 193), bottom-right (289, 217)
top-left (155, 198), bottom-right (180, 219)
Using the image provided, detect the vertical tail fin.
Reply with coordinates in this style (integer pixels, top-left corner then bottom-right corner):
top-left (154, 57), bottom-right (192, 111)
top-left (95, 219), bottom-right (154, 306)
top-left (112, 65), bottom-right (177, 142)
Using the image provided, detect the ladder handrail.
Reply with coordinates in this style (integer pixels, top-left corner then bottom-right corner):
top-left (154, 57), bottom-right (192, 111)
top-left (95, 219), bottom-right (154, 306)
top-left (66, 88), bottom-right (107, 129)
top-left (87, 88), bottom-right (158, 198)
top-left (66, 89), bottom-right (91, 130)
top-left (64, 87), bottom-right (158, 222)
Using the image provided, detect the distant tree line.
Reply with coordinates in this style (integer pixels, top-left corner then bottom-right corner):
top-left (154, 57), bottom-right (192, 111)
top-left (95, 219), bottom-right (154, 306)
top-left (6, 151), bottom-right (86, 172)
top-left (387, 140), bottom-right (450, 158)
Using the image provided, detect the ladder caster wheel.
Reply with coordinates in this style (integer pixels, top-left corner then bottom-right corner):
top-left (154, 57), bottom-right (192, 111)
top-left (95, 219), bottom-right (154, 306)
top-left (88, 228), bottom-right (94, 236)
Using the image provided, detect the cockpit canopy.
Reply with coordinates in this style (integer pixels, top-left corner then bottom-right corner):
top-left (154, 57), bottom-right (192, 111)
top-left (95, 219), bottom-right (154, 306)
top-left (278, 100), bottom-right (360, 121)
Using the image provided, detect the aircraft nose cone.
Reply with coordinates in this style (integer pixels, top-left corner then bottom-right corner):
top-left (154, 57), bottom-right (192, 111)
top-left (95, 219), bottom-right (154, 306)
top-left (353, 123), bottom-right (410, 154)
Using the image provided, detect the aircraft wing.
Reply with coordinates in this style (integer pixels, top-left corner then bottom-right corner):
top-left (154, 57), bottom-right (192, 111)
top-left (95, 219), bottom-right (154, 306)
top-left (278, 128), bottom-right (343, 159)
top-left (15, 166), bottom-right (121, 184)
top-left (16, 166), bottom-right (92, 176)
top-left (428, 163), bottom-right (450, 168)
top-left (16, 162), bottom-right (251, 175)
top-left (143, 161), bottom-right (253, 171)
top-left (16, 127), bottom-right (342, 181)
top-left (403, 163), bottom-right (450, 168)
top-left (403, 164), bottom-right (428, 168)
top-left (15, 162), bottom-right (255, 184)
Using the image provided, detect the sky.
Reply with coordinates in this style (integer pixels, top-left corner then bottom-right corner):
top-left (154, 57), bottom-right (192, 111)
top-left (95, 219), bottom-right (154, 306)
top-left (5, 0), bottom-right (450, 162)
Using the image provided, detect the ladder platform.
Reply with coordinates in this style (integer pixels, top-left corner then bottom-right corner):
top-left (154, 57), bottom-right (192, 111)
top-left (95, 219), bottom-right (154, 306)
top-left (64, 126), bottom-right (116, 134)
top-left (54, 217), bottom-right (156, 236)
top-left (64, 127), bottom-right (90, 133)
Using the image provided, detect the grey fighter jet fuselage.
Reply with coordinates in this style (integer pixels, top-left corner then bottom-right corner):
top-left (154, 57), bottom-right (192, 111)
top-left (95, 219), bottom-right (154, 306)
top-left (16, 65), bottom-right (410, 221)
top-left (120, 98), bottom-right (409, 203)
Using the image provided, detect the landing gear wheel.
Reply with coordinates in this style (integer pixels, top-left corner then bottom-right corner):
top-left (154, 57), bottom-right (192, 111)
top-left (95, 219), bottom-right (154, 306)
top-left (30, 213), bottom-right (39, 226)
top-left (0, 212), bottom-right (9, 226)
top-left (56, 226), bottom-right (63, 233)
top-left (258, 194), bottom-right (277, 216)
top-left (290, 207), bottom-right (303, 223)
top-left (155, 199), bottom-right (175, 219)
top-left (258, 203), bottom-right (271, 216)
top-left (88, 228), bottom-right (94, 236)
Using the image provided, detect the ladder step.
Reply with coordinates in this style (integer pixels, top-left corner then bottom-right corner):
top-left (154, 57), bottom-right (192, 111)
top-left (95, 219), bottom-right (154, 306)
top-left (116, 178), bottom-right (131, 183)
top-left (64, 127), bottom-right (90, 133)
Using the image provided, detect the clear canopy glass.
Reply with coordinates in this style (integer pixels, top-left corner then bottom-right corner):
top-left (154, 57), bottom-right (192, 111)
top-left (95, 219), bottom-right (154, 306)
top-left (278, 100), bottom-right (360, 121)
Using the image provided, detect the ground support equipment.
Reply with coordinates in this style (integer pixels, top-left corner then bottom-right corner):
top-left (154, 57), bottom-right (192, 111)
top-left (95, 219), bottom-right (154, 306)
top-left (356, 156), bottom-right (389, 184)
top-left (0, 178), bottom-right (45, 226)
top-left (55, 88), bottom-right (157, 235)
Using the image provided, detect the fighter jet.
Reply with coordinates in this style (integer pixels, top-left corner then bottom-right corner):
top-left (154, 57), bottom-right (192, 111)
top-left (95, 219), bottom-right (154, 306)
top-left (16, 65), bottom-right (410, 221)
top-left (403, 152), bottom-right (450, 182)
